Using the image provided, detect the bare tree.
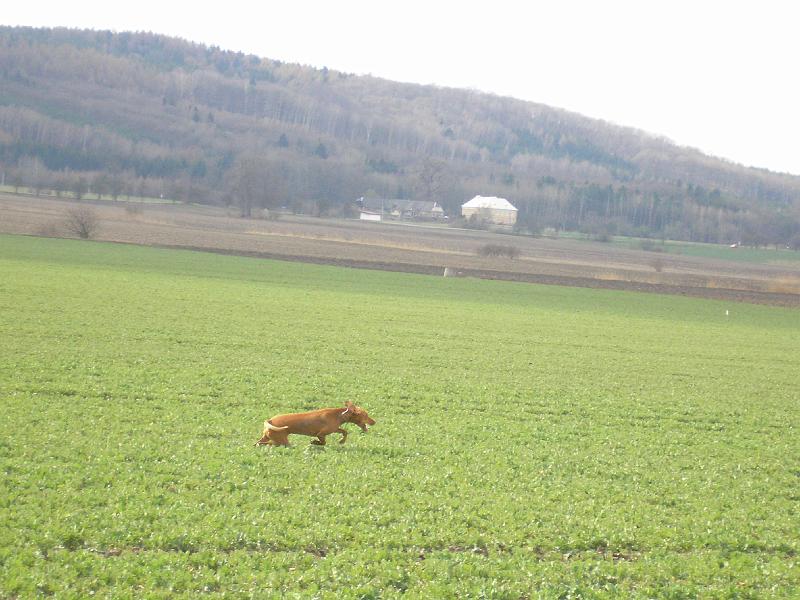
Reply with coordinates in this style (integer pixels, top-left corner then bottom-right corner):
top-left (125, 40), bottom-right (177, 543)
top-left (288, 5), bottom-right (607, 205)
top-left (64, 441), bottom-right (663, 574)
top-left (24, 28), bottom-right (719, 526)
top-left (64, 206), bottom-right (99, 239)
top-left (415, 159), bottom-right (447, 201)
top-left (72, 177), bottom-right (88, 201)
top-left (108, 173), bottom-right (125, 201)
top-left (227, 156), bottom-right (288, 217)
top-left (22, 157), bottom-right (47, 197)
top-left (228, 158), bottom-right (262, 217)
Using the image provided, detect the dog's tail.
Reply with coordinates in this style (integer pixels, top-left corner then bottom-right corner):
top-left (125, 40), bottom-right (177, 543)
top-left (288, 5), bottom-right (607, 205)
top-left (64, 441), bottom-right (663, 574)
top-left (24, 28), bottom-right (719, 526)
top-left (254, 420), bottom-right (290, 446)
top-left (265, 420), bottom-right (289, 432)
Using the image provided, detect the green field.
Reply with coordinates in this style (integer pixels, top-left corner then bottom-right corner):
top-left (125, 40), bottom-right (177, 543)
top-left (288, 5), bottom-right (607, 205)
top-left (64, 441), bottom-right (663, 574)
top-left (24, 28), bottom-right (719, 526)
top-left (623, 238), bottom-right (800, 266)
top-left (554, 231), bottom-right (800, 266)
top-left (1, 234), bottom-right (798, 598)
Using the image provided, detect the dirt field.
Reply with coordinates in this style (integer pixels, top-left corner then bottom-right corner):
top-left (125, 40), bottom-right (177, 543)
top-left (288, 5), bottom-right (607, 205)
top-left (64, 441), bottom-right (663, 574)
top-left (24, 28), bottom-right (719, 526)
top-left (2, 194), bottom-right (799, 306)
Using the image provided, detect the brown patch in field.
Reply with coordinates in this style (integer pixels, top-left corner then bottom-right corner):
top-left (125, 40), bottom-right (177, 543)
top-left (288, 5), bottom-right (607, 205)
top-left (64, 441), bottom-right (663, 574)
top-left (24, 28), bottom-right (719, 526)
top-left (765, 277), bottom-right (800, 295)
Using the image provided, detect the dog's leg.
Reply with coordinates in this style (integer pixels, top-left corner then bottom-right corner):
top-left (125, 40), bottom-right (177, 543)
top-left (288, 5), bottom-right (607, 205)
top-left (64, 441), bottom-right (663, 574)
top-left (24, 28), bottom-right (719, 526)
top-left (335, 428), bottom-right (348, 444)
top-left (311, 434), bottom-right (327, 446)
top-left (267, 431), bottom-right (289, 447)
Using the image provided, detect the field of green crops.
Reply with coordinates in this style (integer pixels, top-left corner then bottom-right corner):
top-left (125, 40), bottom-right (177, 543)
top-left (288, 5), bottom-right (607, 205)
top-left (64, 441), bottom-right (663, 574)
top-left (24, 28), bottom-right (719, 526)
top-left (619, 237), bottom-right (800, 266)
top-left (1, 234), bottom-right (798, 598)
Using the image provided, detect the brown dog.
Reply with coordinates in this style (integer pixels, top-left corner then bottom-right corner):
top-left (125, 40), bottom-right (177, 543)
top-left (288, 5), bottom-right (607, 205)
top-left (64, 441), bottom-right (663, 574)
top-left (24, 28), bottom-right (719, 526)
top-left (254, 401), bottom-right (376, 447)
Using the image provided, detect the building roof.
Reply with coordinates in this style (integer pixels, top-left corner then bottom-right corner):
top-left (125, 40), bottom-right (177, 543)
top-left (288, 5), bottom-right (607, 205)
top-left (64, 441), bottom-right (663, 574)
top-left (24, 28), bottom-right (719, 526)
top-left (362, 199), bottom-right (440, 212)
top-left (462, 195), bottom-right (518, 211)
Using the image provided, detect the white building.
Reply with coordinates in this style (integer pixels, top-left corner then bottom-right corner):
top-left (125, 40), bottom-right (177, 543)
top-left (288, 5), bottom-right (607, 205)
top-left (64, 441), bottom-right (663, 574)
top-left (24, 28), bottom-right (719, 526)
top-left (461, 195), bottom-right (518, 225)
top-left (359, 210), bottom-right (382, 222)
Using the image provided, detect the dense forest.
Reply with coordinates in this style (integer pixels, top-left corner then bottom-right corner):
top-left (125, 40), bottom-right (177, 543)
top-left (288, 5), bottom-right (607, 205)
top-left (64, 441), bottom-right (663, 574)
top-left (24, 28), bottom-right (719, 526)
top-left (2, 26), bottom-right (800, 246)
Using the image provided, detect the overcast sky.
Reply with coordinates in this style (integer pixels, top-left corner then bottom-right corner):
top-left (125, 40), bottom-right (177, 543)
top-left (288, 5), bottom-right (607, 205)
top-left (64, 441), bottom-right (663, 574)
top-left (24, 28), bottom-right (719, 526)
top-left (5, 0), bottom-right (800, 175)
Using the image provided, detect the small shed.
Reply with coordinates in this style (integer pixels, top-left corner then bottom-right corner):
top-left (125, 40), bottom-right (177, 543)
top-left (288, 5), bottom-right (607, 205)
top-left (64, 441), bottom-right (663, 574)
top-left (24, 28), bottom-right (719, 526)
top-left (359, 210), bottom-right (382, 222)
top-left (461, 195), bottom-right (518, 225)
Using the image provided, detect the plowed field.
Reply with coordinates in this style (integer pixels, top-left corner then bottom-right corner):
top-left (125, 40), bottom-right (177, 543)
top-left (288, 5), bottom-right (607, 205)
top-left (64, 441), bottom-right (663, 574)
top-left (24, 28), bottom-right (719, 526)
top-left (2, 194), bottom-right (799, 306)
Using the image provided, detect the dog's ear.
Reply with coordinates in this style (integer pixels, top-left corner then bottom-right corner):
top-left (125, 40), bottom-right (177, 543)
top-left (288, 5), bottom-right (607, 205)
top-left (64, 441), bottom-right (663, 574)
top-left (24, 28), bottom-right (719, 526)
top-left (341, 404), bottom-right (352, 416)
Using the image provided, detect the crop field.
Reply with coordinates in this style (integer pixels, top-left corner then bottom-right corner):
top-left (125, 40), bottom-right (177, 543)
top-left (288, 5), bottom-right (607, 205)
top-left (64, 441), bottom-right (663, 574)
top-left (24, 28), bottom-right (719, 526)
top-left (1, 234), bottom-right (798, 598)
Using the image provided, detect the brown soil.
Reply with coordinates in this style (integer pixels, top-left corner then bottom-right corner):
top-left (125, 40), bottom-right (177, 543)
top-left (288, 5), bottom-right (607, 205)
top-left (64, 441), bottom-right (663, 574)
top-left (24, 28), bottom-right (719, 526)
top-left (2, 194), bottom-right (799, 307)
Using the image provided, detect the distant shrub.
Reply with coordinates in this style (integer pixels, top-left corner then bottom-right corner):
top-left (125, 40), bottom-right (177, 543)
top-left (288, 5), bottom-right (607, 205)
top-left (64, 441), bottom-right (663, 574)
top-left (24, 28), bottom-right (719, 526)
top-left (36, 221), bottom-right (64, 237)
top-left (477, 244), bottom-right (520, 259)
top-left (513, 223), bottom-right (542, 237)
top-left (639, 239), bottom-right (665, 252)
top-left (259, 208), bottom-right (281, 221)
top-left (64, 206), bottom-right (99, 239)
top-left (463, 214), bottom-right (488, 230)
top-left (592, 232), bottom-right (613, 243)
top-left (650, 257), bottom-right (665, 272)
top-left (583, 221), bottom-right (616, 243)
top-left (124, 202), bottom-right (144, 215)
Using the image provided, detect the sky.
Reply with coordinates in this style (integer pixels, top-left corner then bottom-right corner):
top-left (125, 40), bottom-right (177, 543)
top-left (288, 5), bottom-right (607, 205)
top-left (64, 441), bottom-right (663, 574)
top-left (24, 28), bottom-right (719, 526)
top-left (5, 0), bottom-right (800, 175)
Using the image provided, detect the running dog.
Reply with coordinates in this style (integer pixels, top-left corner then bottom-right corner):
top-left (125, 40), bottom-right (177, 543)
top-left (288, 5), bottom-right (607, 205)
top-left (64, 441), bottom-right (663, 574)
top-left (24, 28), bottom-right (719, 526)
top-left (254, 401), bottom-right (376, 447)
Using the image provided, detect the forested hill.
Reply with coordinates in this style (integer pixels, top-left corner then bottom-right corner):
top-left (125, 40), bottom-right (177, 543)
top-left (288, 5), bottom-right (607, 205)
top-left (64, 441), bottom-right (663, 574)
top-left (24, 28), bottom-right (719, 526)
top-left (2, 26), bottom-right (799, 245)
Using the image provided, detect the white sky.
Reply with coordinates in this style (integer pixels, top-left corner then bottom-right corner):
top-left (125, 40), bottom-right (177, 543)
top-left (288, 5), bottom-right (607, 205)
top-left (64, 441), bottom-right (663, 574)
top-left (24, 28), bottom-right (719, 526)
top-left (5, 0), bottom-right (800, 175)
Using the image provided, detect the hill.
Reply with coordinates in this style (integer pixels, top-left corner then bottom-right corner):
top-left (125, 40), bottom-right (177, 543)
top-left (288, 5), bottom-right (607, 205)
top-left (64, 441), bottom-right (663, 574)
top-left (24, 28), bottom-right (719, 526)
top-left (1, 26), bottom-right (799, 246)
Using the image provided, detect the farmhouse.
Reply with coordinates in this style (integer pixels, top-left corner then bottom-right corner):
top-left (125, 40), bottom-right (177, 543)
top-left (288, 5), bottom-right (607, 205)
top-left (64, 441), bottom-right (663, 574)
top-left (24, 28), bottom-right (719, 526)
top-left (361, 198), bottom-right (444, 220)
top-left (461, 195), bottom-right (518, 225)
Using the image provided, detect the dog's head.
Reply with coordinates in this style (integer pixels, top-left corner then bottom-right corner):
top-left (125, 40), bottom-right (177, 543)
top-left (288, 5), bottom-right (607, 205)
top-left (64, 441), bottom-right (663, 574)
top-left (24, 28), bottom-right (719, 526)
top-left (342, 401), bottom-right (376, 433)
